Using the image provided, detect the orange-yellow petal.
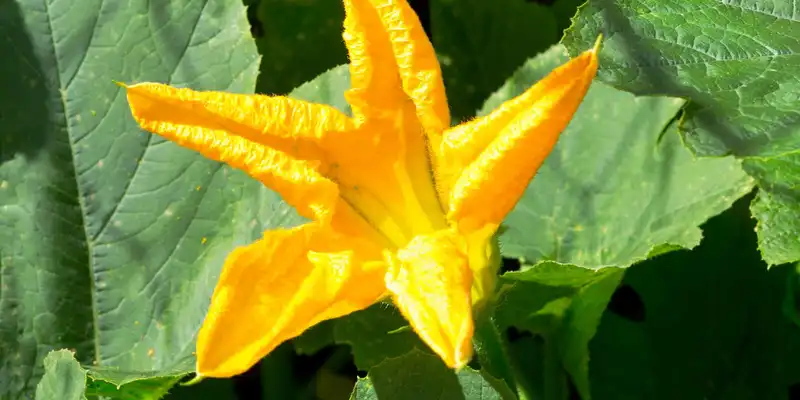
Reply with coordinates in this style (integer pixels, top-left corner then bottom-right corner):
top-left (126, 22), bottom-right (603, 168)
top-left (123, 83), bottom-right (353, 161)
top-left (384, 229), bottom-right (474, 368)
top-left (197, 223), bottom-right (386, 377)
top-left (445, 42), bottom-right (600, 232)
top-left (342, 0), bottom-right (407, 123)
top-left (123, 83), bottom-right (341, 223)
top-left (342, 0), bottom-right (449, 134)
top-left (367, 0), bottom-right (450, 134)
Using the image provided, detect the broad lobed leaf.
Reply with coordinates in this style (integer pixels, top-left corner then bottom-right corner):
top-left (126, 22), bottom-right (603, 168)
top-left (561, 0), bottom-right (800, 265)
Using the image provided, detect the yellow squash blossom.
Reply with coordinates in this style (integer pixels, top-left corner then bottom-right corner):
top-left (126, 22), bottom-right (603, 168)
top-left (122, 0), bottom-right (599, 377)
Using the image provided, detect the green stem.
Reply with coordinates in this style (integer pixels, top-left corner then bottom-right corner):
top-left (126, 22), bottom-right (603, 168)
top-left (473, 309), bottom-right (518, 395)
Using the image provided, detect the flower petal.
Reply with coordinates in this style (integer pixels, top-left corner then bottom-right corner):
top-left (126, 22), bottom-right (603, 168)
top-left (342, 0), bottom-right (449, 134)
top-left (123, 83), bottom-right (341, 223)
top-left (197, 223), bottom-right (386, 377)
top-left (444, 42), bottom-right (600, 232)
top-left (385, 229), bottom-right (474, 368)
top-left (124, 83), bottom-right (353, 161)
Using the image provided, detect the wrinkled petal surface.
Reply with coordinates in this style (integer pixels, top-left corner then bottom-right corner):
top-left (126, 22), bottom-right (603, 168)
top-left (197, 223), bottom-right (386, 377)
top-left (342, 0), bottom-right (448, 135)
top-left (334, 0), bottom-right (449, 247)
top-left (385, 229), bottom-right (474, 368)
top-left (124, 83), bottom-right (353, 160)
top-left (123, 83), bottom-right (343, 223)
top-left (443, 43), bottom-right (600, 232)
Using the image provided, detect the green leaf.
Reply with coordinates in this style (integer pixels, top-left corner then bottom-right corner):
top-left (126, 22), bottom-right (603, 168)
top-left (35, 350), bottom-right (189, 400)
top-left (333, 304), bottom-right (423, 371)
top-left (349, 350), bottom-right (515, 400)
top-left (289, 64), bottom-right (352, 116)
top-left (743, 157), bottom-right (800, 264)
top-left (35, 350), bottom-right (86, 400)
top-left (471, 312), bottom-right (518, 396)
top-left (293, 320), bottom-right (337, 356)
top-left (495, 265), bottom-right (624, 400)
top-left (492, 45), bottom-right (754, 268)
top-left (0, 3), bottom-right (353, 396)
top-left (251, 0), bottom-right (348, 95)
top-left (589, 195), bottom-right (800, 399)
top-left (431, 0), bottom-right (560, 121)
top-left (560, 0), bottom-right (800, 265)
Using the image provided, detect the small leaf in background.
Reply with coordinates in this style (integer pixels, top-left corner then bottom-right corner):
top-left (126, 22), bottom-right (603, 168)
top-left (35, 350), bottom-right (193, 400)
top-left (561, 0), bottom-right (800, 265)
top-left (350, 350), bottom-right (515, 400)
top-left (249, 0), bottom-right (348, 94)
top-left (495, 265), bottom-right (624, 400)
top-left (293, 320), bottom-right (337, 357)
top-left (83, 355), bottom-right (194, 399)
top-left (333, 305), bottom-right (423, 371)
top-left (493, 45), bottom-right (754, 268)
top-left (589, 195), bottom-right (800, 399)
top-left (35, 350), bottom-right (86, 400)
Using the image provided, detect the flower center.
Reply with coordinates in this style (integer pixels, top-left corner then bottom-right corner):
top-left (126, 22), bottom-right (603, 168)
top-left (325, 102), bottom-right (448, 249)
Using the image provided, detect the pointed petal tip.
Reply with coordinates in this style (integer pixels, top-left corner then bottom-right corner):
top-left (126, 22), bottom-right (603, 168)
top-left (592, 33), bottom-right (604, 53)
top-left (113, 80), bottom-right (127, 89)
top-left (181, 373), bottom-right (205, 387)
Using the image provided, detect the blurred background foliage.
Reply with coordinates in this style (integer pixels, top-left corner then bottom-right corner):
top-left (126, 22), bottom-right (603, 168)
top-left (157, 0), bottom-right (800, 399)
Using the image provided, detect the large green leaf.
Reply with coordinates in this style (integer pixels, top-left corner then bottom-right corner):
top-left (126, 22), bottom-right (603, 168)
top-left (561, 0), bottom-right (800, 264)
top-left (492, 45), bottom-right (754, 268)
top-left (589, 195), bottom-right (800, 399)
top-left (0, 3), bottom-right (360, 397)
top-left (349, 350), bottom-right (515, 400)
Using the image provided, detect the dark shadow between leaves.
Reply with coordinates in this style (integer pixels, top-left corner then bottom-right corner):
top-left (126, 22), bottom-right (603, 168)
top-left (789, 382), bottom-right (800, 400)
top-left (606, 284), bottom-right (645, 323)
top-left (501, 257), bottom-right (522, 273)
top-left (0, 0), bottom-right (52, 163)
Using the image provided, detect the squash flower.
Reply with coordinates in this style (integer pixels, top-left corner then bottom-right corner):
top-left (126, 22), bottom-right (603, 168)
top-left (121, 0), bottom-right (599, 377)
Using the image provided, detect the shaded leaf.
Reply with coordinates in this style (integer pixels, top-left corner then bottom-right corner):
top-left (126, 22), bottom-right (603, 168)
top-left (349, 350), bottom-right (514, 400)
top-left (252, 0), bottom-right (348, 95)
top-left (293, 320), bottom-right (337, 356)
top-left (495, 264), bottom-right (624, 400)
top-left (333, 304), bottom-right (422, 371)
top-left (431, 0), bottom-right (560, 120)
